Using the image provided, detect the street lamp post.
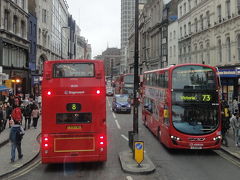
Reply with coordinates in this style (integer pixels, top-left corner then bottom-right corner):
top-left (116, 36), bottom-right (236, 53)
top-left (61, 26), bottom-right (70, 59)
top-left (133, 0), bottom-right (139, 134)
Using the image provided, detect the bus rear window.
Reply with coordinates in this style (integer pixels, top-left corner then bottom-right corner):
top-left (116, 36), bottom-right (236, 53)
top-left (53, 63), bottom-right (94, 78)
top-left (56, 113), bottom-right (92, 124)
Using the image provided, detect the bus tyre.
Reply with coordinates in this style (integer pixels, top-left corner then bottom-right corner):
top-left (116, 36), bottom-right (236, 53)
top-left (157, 127), bottom-right (162, 143)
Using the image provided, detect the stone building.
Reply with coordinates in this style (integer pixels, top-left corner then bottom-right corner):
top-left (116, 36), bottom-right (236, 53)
top-left (0, 0), bottom-right (30, 94)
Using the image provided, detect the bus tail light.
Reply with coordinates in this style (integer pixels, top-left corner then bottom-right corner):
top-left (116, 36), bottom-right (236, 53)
top-left (98, 135), bottom-right (106, 147)
top-left (96, 90), bottom-right (101, 94)
top-left (47, 91), bottom-right (52, 96)
top-left (42, 135), bottom-right (50, 153)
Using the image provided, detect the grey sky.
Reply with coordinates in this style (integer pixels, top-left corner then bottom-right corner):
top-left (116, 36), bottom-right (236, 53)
top-left (67, 0), bottom-right (171, 58)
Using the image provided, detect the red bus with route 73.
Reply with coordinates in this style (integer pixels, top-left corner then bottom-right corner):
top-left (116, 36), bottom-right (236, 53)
top-left (142, 64), bottom-right (222, 149)
top-left (41, 59), bottom-right (107, 163)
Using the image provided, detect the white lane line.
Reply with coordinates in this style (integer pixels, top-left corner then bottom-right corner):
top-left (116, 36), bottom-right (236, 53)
top-left (115, 119), bottom-right (121, 129)
top-left (121, 134), bottom-right (129, 141)
top-left (107, 98), bottom-right (111, 107)
top-left (126, 176), bottom-right (133, 180)
top-left (112, 112), bottom-right (116, 119)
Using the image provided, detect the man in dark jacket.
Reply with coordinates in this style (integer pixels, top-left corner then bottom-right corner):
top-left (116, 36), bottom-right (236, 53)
top-left (9, 120), bottom-right (25, 162)
top-left (23, 104), bottom-right (32, 130)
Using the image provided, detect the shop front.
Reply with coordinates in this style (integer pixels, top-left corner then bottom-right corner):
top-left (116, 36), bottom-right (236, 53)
top-left (218, 66), bottom-right (240, 110)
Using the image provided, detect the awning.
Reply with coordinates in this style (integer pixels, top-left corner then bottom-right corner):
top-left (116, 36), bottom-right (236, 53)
top-left (0, 85), bottom-right (10, 92)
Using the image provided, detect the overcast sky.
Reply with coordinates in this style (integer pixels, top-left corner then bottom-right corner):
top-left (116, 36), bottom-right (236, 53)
top-left (67, 0), bottom-right (171, 58)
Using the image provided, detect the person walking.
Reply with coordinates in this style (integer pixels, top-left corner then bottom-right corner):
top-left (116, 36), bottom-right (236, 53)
top-left (23, 103), bottom-right (32, 130)
top-left (31, 105), bottom-right (40, 129)
top-left (6, 103), bottom-right (12, 128)
top-left (11, 97), bottom-right (23, 125)
top-left (9, 120), bottom-right (25, 162)
top-left (222, 100), bottom-right (231, 147)
top-left (230, 113), bottom-right (240, 147)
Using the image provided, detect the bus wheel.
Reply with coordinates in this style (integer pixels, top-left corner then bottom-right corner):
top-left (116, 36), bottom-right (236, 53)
top-left (157, 127), bottom-right (162, 143)
top-left (143, 117), bottom-right (148, 127)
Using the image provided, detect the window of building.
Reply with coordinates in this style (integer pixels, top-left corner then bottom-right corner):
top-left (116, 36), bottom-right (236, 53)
top-left (238, 0), bottom-right (240, 14)
top-left (200, 44), bottom-right (204, 63)
top-left (200, 15), bottom-right (203, 30)
top-left (180, 6), bottom-right (182, 17)
top-left (226, 0), bottom-right (231, 18)
top-left (173, 30), bottom-right (176, 39)
top-left (226, 37), bottom-right (231, 62)
top-left (188, 0), bottom-right (191, 11)
top-left (42, 9), bottom-right (47, 23)
top-left (195, 44), bottom-right (197, 63)
top-left (180, 27), bottom-right (182, 37)
top-left (206, 42), bottom-right (210, 64)
top-left (184, 3), bottom-right (186, 14)
top-left (206, 11), bottom-right (210, 27)
top-left (218, 39), bottom-right (222, 62)
top-left (195, 18), bottom-right (198, 32)
top-left (21, 21), bottom-right (25, 37)
top-left (184, 25), bottom-right (186, 36)
top-left (13, 16), bottom-right (18, 34)
top-left (234, 35), bottom-right (240, 62)
top-left (188, 22), bottom-right (191, 34)
top-left (4, 10), bottom-right (10, 30)
top-left (170, 32), bottom-right (172, 40)
top-left (170, 46), bottom-right (172, 57)
top-left (217, 5), bottom-right (222, 22)
top-left (195, 0), bottom-right (197, 7)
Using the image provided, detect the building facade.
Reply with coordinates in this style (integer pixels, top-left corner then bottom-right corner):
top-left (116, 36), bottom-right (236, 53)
top-left (0, 0), bottom-right (30, 94)
top-left (177, 0), bottom-right (240, 106)
top-left (102, 48), bottom-right (121, 77)
top-left (120, 0), bottom-right (147, 74)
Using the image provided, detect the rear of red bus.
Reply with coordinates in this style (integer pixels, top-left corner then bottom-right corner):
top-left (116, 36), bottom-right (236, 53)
top-left (41, 60), bottom-right (107, 163)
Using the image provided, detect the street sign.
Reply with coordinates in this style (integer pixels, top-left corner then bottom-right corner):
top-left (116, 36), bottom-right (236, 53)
top-left (134, 141), bottom-right (144, 165)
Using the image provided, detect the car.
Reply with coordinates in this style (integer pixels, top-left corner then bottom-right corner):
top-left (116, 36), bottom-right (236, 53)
top-left (106, 87), bottom-right (114, 96)
top-left (112, 94), bottom-right (131, 113)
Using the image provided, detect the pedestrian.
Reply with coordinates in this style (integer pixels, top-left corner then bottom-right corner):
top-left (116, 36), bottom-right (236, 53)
top-left (23, 103), bottom-right (32, 130)
top-left (230, 113), bottom-right (240, 147)
top-left (9, 120), bottom-right (25, 162)
top-left (2, 103), bottom-right (7, 130)
top-left (31, 105), bottom-right (40, 129)
top-left (37, 95), bottom-right (42, 109)
top-left (221, 100), bottom-right (231, 147)
top-left (11, 97), bottom-right (23, 125)
top-left (6, 103), bottom-right (12, 128)
top-left (0, 106), bottom-right (4, 132)
top-left (232, 98), bottom-right (239, 114)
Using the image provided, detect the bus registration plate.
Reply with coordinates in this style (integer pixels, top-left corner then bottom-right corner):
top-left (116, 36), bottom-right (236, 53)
top-left (190, 146), bottom-right (202, 149)
top-left (67, 125), bottom-right (81, 130)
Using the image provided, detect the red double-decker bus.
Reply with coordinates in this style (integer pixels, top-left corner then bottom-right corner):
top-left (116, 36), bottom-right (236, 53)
top-left (142, 64), bottom-right (222, 149)
top-left (41, 59), bottom-right (107, 163)
top-left (114, 74), bottom-right (134, 96)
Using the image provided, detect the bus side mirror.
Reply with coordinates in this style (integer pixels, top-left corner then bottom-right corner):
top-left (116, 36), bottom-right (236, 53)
top-left (45, 73), bottom-right (51, 80)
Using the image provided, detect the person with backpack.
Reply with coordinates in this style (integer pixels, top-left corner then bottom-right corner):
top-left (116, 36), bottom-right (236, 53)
top-left (23, 103), bottom-right (32, 130)
top-left (11, 97), bottom-right (23, 125)
top-left (9, 120), bottom-right (25, 162)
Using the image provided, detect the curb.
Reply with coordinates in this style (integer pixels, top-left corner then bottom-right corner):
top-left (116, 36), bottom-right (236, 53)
top-left (220, 146), bottom-right (240, 160)
top-left (0, 139), bottom-right (9, 148)
top-left (0, 133), bottom-right (41, 179)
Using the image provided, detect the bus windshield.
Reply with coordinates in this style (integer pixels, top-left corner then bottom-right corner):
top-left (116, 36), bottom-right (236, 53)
top-left (171, 65), bottom-right (219, 135)
top-left (172, 65), bottom-right (216, 90)
top-left (123, 75), bottom-right (134, 84)
top-left (53, 63), bottom-right (94, 78)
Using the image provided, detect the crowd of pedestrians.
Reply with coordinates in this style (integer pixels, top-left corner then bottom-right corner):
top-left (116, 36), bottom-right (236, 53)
top-left (0, 94), bottom-right (41, 163)
top-left (222, 98), bottom-right (240, 148)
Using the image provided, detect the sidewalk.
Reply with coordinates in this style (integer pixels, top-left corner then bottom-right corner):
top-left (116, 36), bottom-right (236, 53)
top-left (221, 128), bottom-right (240, 159)
top-left (0, 118), bottom-right (41, 178)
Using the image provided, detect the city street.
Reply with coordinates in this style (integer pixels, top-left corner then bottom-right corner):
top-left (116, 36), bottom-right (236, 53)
top-left (2, 97), bottom-right (239, 180)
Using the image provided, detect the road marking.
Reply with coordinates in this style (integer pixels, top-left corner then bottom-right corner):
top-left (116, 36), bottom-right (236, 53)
top-left (126, 176), bottom-right (133, 180)
top-left (6, 159), bottom-right (41, 180)
top-left (107, 98), bottom-right (111, 107)
top-left (121, 134), bottom-right (129, 141)
top-left (115, 119), bottom-right (121, 129)
top-left (214, 150), bottom-right (240, 168)
top-left (112, 112), bottom-right (116, 118)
